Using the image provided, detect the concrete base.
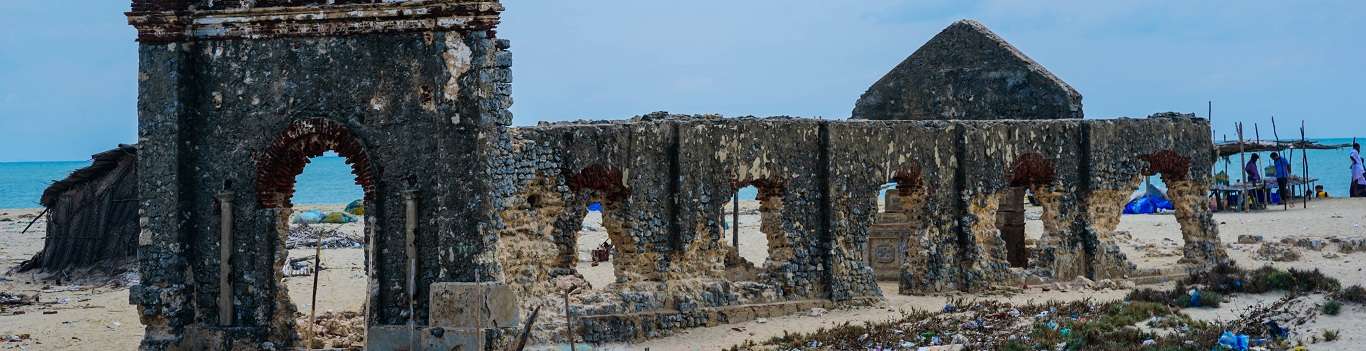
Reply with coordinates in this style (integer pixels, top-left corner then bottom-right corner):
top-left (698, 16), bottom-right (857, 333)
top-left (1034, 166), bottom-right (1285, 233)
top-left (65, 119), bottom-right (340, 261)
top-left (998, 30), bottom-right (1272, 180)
top-left (429, 282), bottom-right (521, 329)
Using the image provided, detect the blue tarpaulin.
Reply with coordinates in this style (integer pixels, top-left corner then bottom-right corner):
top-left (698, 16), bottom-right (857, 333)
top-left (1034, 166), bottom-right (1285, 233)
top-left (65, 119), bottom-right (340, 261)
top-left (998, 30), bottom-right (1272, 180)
top-left (1124, 183), bottom-right (1174, 214)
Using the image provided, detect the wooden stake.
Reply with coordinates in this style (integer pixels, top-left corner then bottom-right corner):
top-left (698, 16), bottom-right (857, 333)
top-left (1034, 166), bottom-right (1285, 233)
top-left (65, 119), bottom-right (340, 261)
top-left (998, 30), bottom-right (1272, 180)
top-left (19, 208), bottom-right (47, 234)
top-left (732, 192), bottom-right (739, 248)
top-left (513, 306), bottom-right (542, 351)
top-left (563, 285), bottom-right (579, 347)
top-left (308, 224), bottom-right (324, 347)
top-left (1301, 121), bottom-right (1310, 208)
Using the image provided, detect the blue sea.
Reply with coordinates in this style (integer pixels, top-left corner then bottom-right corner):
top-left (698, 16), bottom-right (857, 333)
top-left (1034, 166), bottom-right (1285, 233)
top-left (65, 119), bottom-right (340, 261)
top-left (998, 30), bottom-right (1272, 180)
top-left (1, 139), bottom-right (1360, 209)
top-left (0, 155), bottom-right (364, 209)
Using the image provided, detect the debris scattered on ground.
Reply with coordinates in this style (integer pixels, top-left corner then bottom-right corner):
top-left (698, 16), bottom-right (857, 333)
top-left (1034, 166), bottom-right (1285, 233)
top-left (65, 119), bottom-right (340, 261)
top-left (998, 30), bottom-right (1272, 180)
top-left (1339, 238), bottom-right (1366, 254)
top-left (286, 224), bottom-right (362, 249)
top-left (1237, 235), bottom-right (1264, 244)
top-left (283, 256), bottom-right (318, 277)
top-left (295, 310), bottom-right (365, 349)
top-left (0, 292), bottom-right (37, 309)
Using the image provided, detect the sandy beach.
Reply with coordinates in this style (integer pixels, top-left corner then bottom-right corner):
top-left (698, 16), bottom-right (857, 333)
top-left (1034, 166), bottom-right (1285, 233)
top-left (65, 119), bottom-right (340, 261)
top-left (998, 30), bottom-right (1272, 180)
top-left (3, 198), bottom-right (1365, 349)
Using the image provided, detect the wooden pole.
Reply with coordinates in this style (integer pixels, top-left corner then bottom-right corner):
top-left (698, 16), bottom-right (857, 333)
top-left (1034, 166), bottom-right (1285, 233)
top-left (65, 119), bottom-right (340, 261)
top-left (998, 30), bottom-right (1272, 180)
top-left (309, 224), bottom-right (324, 347)
top-left (19, 208), bottom-right (47, 234)
top-left (513, 306), bottom-right (542, 351)
top-left (1254, 123), bottom-right (1265, 205)
top-left (732, 192), bottom-right (739, 248)
top-left (1237, 123), bottom-right (1246, 212)
top-left (1301, 121), bottom-right (1309, 208)
top-left (563, 285), bottom-right (579, 346)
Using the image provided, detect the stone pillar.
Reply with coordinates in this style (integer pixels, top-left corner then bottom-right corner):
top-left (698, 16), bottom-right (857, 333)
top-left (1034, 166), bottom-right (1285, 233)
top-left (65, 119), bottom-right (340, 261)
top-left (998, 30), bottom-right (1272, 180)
top-left (403, 190), bottom-right (419, 327)
top-left (129, 41), bottom-right (194, 351)
top-left (1169, 179), bottom-right (1227, 266)
top-left (216, 192), bottom-right (234, 326)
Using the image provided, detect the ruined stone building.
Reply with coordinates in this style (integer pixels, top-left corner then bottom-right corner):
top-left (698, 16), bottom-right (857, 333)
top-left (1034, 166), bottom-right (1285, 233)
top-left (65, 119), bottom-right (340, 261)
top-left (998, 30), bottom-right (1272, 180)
top-left (125, 1), bottom-right (1224, 349)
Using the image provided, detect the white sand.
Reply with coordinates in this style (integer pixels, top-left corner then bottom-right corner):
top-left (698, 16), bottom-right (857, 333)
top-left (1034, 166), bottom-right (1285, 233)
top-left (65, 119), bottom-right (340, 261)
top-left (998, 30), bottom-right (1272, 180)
top-left (3, 198), bottom-right (1364, 350)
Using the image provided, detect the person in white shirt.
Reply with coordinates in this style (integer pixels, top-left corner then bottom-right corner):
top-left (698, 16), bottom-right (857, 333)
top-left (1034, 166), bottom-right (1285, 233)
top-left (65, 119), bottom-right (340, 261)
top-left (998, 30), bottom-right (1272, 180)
top-left (1351, 143), bottom-right (1365, 197)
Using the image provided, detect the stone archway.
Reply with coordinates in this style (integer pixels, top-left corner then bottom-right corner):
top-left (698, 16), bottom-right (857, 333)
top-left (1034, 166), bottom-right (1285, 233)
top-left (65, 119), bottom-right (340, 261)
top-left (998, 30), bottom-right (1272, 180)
top-left (565, 164), bottom-right (640, 284)
top-left (254, 118), bottom-right (380, 347)
top-left (998, 152), bottom-right (1056, 268)
top-left (256, 118), bottom-right (377, 208)
top-left (1139, 150), bottom-right (1226, 265)
top-left (869, 168), bottom-right (925, 282)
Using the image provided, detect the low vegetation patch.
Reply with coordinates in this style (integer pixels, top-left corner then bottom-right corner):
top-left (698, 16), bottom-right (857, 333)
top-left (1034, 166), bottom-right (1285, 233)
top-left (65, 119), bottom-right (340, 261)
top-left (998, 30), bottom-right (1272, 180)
top-left (1188, 263), bottom-right (1340, 295)
top-left (1334, 284), bottom-right (1366, 304)
top-left (729, 299), bottom-right (1224, 350)
top-left (1126, 285), bottom-right (1223, 308)
top-left (1321, 301), bottom-right (1342, 316)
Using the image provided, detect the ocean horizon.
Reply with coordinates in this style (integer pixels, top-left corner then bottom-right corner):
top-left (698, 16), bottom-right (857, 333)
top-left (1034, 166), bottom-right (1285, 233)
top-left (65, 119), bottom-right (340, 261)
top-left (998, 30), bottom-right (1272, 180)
top-left (1, 138), bottom-right (1360, 209)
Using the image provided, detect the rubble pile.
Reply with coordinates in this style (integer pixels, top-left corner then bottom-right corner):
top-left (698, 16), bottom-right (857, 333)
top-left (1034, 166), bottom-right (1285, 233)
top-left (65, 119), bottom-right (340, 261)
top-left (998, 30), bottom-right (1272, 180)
top-left (295, 310), bottom-right (365, 350)
top-left (1254, 243), bottom-right (1300, 262)
top-left (285, 224), bottom-right (363, 249)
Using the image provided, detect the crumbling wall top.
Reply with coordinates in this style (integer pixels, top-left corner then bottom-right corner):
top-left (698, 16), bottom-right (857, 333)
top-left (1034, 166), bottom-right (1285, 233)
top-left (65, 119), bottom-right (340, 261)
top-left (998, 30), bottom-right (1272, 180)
top-left (853, 19), bottom-right (1083, 121)
top-left (127, 0), bottom-right (503, 42)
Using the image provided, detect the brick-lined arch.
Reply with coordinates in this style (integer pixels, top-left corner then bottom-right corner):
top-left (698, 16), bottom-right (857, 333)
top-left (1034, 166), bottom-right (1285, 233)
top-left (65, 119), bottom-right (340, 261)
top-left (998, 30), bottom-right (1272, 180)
top-left (889, 167), bottom-right (924, 197)
top-left (256, 118), bottom-right (376, 208)
top-left (1139, 150), bottom-right (1191, 181)
top-left (567, 164), bottom-right (628, 200)
top-left (1007, 152), bottom-right (1056, 187)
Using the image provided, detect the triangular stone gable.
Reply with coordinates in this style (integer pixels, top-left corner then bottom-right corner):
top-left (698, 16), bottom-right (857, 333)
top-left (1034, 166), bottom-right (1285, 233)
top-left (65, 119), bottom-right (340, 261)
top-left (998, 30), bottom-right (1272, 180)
top-left (853, 19), bottom-right (1083, 120)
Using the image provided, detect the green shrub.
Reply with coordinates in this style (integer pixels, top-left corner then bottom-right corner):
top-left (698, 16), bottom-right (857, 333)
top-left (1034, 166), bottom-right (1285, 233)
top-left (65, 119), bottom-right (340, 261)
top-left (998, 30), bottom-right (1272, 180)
top-left (1323, 301), bottom-right (1343, 316)
top-left (1324, 329), bottom-right (1340, 342)
top-left (1339, 285), bottom-right (1366, 304)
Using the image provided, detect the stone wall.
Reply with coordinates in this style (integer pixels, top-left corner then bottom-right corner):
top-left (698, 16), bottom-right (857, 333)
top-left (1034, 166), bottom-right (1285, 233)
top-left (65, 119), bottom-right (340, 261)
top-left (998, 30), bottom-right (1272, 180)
top-left (489, 114), bottom-right (1224, 343)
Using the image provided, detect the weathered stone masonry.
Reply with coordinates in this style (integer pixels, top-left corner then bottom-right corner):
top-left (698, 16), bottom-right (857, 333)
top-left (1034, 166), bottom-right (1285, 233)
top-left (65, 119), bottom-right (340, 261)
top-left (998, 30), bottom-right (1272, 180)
top-left (128, 1), bottom-right (516, 349)
top-left (488, 114), bottom-right (1222, 343)
top-left (127, 1), bottom-right (1224, 349)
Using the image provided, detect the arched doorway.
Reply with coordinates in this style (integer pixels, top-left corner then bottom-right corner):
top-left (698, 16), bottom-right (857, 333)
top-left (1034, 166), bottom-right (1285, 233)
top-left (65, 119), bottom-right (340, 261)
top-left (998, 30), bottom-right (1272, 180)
top-left (565, 164), bottom-right (637, 287)
top-left (255, 118), bottom-right (378, 348)
top-left (998, 153), bottom-right (1056, 268)
top-left (869, 168), bottom-right (925, 282)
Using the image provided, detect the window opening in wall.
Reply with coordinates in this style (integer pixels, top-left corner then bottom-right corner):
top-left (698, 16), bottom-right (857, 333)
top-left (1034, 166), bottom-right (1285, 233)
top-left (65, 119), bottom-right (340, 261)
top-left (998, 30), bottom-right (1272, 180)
top-left (722, 185), bottom-right (766, 268)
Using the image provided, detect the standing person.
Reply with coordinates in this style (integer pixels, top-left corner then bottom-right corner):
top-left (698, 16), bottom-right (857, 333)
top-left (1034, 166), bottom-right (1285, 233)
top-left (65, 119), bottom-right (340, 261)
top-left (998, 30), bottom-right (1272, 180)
top-left (1270, 152), bottom-right (1291, 204)
top-left (1245, 154), bottom-right (1263, 207)
top-left (1351, 143), bottom-right (1365, 197)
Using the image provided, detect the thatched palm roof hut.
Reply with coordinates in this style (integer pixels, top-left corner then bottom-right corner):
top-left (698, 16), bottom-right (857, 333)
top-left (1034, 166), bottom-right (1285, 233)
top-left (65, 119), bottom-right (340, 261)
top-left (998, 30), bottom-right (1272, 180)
top-left (19, 144), bottom-right (139, 272)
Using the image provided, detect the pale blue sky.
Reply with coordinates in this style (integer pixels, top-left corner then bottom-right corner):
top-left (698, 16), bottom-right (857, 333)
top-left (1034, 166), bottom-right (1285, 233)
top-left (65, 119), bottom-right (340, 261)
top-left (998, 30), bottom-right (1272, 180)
top-left (2, 1), bottom-right (1362, 162)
